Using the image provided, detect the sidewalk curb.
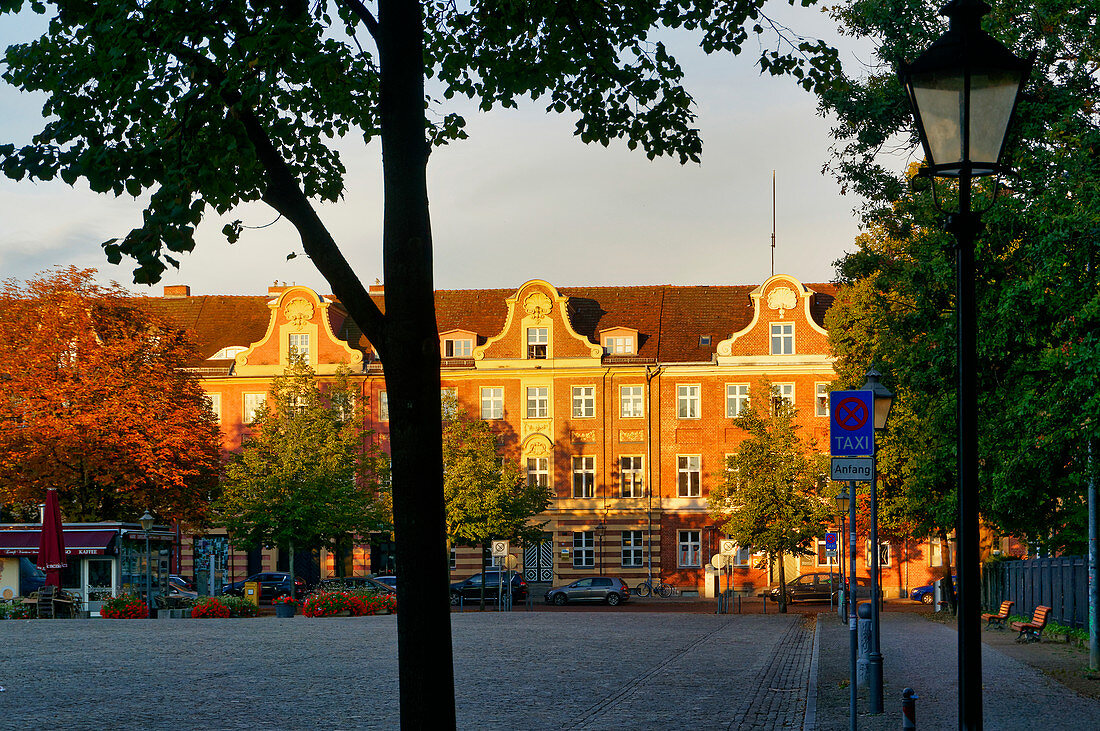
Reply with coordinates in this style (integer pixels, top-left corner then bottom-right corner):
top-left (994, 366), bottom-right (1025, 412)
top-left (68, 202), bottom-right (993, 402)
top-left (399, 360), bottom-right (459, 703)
top-left (804, 615), bottom-right (821, 731)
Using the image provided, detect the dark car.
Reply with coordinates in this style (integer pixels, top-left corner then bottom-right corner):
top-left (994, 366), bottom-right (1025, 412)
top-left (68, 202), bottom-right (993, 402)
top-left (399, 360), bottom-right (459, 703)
top-left (373, 575), bottom-right (397, 590)
top-left (769, 572), bottom-right (839, 603)
top-left (19, 558), bottom-right (46, 596)
top-left (911, 576), bottom-right (957, 604)
top-left (544, 577), bottom-right (630, 606)
top-left (316, 576), bottom-right (395, 595)
top-left (450, 571), bottom-right (527, 605)
top-left (221, 572), bottom-right (306, 602)
top-left (169, 575), bottom-right (194, 593)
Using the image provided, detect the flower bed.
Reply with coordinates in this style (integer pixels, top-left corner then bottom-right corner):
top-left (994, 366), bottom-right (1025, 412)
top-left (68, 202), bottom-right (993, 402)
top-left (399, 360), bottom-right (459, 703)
top-left (191, 597), bottom-right (232, 618)
top-left (302, 590), bottom-right (396, 617)
top-left (101, 593), bottom-right (149, 619)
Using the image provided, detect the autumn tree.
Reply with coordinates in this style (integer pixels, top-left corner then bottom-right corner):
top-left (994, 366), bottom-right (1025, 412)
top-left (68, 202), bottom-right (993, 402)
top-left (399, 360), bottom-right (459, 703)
top-left (708, 379), bottom-right (831, 613)
top-left (0, 267), bottom-right (221, 524)
top-left (215, 362), bottom-right (391, 592)
top-left (443, 396), bottom-right (551, 596)
top-left (0, 1), bottom-right (841, 723)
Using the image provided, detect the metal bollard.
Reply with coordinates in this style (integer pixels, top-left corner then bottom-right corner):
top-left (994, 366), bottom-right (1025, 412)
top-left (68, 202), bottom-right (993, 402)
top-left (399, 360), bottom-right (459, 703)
top-left (902, 687), bottom-right (918, 729)
top-left (857, 602), bottom-right (872, 688)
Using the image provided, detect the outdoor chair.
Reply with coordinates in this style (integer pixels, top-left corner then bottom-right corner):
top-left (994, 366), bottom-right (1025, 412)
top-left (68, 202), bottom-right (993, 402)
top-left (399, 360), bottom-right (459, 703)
top-left (36, 585), bottom-right (56, 619)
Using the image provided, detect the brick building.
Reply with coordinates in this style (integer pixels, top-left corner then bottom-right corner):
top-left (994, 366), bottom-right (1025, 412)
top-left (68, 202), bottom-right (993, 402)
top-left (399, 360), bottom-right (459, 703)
top-left (149, 274), bottom-right (950, 598)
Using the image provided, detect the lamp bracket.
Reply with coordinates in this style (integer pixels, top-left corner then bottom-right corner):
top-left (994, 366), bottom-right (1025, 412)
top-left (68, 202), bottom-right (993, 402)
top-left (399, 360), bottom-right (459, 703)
top-left (945, 210), bottom-right (985, 246)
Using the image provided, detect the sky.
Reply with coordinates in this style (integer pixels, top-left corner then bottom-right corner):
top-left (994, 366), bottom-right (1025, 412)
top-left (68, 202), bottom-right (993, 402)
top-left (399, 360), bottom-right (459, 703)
top-left (0, 4), bottom-right (887, 298)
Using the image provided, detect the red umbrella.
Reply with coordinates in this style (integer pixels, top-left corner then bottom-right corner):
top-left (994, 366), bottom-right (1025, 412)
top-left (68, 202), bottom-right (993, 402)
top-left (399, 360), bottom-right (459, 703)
top-left (37, 489), bottom-right (67, 587)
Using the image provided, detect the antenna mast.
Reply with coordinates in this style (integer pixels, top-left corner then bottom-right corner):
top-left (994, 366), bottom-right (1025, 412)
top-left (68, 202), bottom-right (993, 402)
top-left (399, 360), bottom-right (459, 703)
top-left (770, 171), bottom-right (776, 277)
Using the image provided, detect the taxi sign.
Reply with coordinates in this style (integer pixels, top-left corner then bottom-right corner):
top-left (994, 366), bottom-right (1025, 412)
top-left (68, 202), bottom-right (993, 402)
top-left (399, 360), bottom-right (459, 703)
top-left (830, 390), bottom-right (875, 456)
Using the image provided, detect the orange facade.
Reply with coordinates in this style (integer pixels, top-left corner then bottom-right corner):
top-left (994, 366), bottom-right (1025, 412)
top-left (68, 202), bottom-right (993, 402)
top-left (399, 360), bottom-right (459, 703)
top-left (150, 275), bottom-right (952, 597)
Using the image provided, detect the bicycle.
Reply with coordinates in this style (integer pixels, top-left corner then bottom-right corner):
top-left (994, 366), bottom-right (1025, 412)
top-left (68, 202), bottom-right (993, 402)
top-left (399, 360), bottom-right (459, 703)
top-left (634, 578), bottom-right (674, 598)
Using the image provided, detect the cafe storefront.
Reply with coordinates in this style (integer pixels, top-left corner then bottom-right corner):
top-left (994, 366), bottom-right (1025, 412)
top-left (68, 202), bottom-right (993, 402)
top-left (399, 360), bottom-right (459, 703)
top-left (0, 522), bottom-right (174, 614)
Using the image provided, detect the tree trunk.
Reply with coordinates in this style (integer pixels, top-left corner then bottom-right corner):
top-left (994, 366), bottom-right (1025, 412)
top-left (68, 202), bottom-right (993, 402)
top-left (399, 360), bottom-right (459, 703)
top-left (777, 552), bottom-right (788, 614)
top-left (376, 2), bottom-right (456, 727)
top-left (941, 529), bottom-right (958, 615)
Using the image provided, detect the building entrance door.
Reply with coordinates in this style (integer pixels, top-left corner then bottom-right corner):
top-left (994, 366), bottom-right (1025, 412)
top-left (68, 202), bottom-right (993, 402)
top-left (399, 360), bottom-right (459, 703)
top-left (84, 558), bottom-right (115, 615)
top-left (523, 534), bottom-right (553, 583)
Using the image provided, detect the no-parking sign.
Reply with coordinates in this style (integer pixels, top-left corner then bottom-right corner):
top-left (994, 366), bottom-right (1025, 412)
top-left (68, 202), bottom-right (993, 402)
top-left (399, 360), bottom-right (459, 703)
top-left (829, 390), bottom-right (874, 456)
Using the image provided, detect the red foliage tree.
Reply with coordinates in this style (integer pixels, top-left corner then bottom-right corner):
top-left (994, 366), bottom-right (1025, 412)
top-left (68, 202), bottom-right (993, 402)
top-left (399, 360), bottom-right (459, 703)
top-left (0, 267), bottom-right (221, 525)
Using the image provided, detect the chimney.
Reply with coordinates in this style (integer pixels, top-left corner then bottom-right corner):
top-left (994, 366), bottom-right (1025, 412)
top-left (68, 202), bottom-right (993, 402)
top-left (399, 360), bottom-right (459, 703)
top-left (163, 285), bottom-right (190, 298)
top-left (369, 284), bottom-right (385, 295)
top-left (269, 281), bottom-right (289, 296)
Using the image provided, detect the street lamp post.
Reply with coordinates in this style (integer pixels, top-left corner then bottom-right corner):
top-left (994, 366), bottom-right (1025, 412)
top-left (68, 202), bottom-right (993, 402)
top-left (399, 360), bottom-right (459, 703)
top-left (899, 2), bottom-right (1032, 727)
top-left (835, 487), bottom-right (856, 731)
top-left (140, 510), bottom-right (154, 618)
top-left (861, 369), bottom-right (893, 715)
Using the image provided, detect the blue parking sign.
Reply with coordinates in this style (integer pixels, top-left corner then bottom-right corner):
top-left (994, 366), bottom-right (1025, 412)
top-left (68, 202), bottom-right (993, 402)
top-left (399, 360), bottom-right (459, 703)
top-left (830, 390), bottom-right (874, 456)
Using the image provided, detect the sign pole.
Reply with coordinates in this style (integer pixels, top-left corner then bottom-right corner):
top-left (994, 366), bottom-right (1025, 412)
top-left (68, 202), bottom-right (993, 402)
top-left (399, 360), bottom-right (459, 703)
top-left (849, 479), bottom-right (858, 731)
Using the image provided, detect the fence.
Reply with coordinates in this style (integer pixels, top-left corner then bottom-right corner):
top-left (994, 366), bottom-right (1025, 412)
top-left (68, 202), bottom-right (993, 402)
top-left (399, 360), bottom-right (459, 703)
top-left (982, 556), bottom-right (1088, 629)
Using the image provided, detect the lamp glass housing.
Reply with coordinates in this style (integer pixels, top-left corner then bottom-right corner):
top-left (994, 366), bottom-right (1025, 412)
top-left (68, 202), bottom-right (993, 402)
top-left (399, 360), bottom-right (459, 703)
top-left (140, 511), bottom-right (154, 532)
top-left (835, 492), bottom-right (850, 515)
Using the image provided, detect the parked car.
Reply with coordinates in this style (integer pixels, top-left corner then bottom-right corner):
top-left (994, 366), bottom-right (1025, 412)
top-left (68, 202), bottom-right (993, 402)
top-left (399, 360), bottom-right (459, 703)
top-left (544, 576), bottom-right (631, 606)
top-left (911, 576), bottom-right (957, 605)
top-left (315, 576), bottom-right (395, 595)
top-left (221, 572), bottom-right (306, 601)
top-left (19, 558), bottom-right (46, 596)
top-left (169, 575), bottom-right (194, 593)
top-left (768, 572), bottom-right (840, 603)
top-left (373, 575), bottom-right (397, 590)
top-left (450, 571), bottom-right (527, 605)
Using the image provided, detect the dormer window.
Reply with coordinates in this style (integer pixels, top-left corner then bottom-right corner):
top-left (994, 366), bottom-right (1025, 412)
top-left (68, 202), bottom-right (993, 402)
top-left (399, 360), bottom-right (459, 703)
top-left (770, 323), bottom-right (794, 355)
top-left (209, 346), bottom-right (247, 361)
top-left (603, 335), bottom-right (634, 355)
top-left (527, 328), bottom-right (548, 359)
top-left (443, 338), bottom-right (472, 358)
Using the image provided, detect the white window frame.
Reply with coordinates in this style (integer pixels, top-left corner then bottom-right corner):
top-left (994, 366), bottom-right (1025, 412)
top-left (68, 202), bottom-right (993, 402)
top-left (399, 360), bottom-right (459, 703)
top-left (772, 383), bottom-right (795, 413)
top-left (243, 393), bottom-right (266, 424)
top-left (677, 455), bottom-right (701, 498)
top-left (619, 456), bottom-right (643, 498)
top-left (526, 457), bottom-right (549, 489)
top-left (816, 538), bottom-right (838, 568)
top-left (603, 335), bottom-right (634, 355)
top-left (205, 393), bottom-right (222, 422)
top-left (526, 386), bottom-right (549, 418)
top-left (678, 530), bottom-right (701, 567)
top-left (620, 385), bottom-right (644, 418)
top-left (865, 540), bottom-right (891, 568)
top-left (288, 332), bottom-right (310, 363)
top-left (677, 384), bottom-right (700, 419)
top-left (378, 391), bottom-right (389, 422)
top-left (444, 338), bottom-right (472, 357)
top-left (573, 532), bottom-right (595, 568)
top-left (731, 545), bottom-right (753, 567)
top-left (572, 456), bottom-right (595, 498)
top-left (770, 322), bottom-right (794, 355)
top-left (816, 382), bottom-right (830, 417)
top-left (480, 387), bottom-right (504, 420)
top-left (726, 383), bottom-right (750, 418)
top-left (572, 386), bottom-right (595, 418)
top-left (621, 531), bottom-right (644, 567)
top-left (527, 327), bottom-right (548, 359)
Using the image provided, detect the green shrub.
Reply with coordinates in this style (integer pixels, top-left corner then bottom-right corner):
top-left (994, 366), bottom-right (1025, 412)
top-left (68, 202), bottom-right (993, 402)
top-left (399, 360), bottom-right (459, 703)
top-left (221, 595), bottom-right (259, 617)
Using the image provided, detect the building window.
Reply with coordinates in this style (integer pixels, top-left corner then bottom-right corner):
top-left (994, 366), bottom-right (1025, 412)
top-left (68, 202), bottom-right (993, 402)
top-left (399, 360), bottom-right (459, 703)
top-left (678, 530), bottom-right (701, 567)
top-left (444, 338), bottom-right (472, 357)
top-left (571, 386), bottom-right (595, 418)
top-left (677, 384), bottom-right (700, 419)
top-left (205, 393), bottom-right (222, 422)
top-left (929, 537), bottom-right (949, 567)
top-left (816, 538), bottom-right (839, 567)
top-left (603, 335), bottom-right (634, 355)
top-left (816, 383), bottom-right (830, 417)
top-left (481, 387), bottom-right (503, 419)
top-left (865, 541), bottom-right (891, 568)
top-left (677, 455), bottom-right (701, 497)
top-left (449, 548), bottom-right (457, 570)
top-left (726, 383), bottom-right (750, 417)
top-left (526, 386), bottom-right (548, 418)
top-left (772, 383), bottom-right (794, 413)
top-left (620, 456), bottom-right (643, 498)
top-left (621, 531), bottom-right (644, 567)
top-left (378, 391), bottom-right (389, 422)
top-left (620, 385), bottom-right (644, 418)
top-left (526, 457), bottom-right (548, 488)
top-left (770, 322), bottom-right (794, 355)
top-left (527, 328), bottom-right (548, 359)
top-left (440, 388), bottom-right (458, 419)
top-left (573, 532), bottom-right (595, 568)
top-left (243, 393), bottom-right (266, 424)
top-left (731, 545), bottom-right (752, 567)
top-left (572, 456), bottom-right (595, 498)
top-left (288, 333), bottom-right (310, 363)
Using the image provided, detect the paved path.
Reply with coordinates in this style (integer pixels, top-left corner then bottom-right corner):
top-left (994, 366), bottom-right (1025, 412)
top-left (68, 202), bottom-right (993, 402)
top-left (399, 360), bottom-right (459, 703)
top-left (813, 611), bottom-right (1100, 730)
top-left (0, 612), bottom-right (815, 729)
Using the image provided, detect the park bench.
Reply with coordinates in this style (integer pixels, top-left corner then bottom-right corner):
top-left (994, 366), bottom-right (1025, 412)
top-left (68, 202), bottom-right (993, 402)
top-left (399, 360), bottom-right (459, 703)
top-left (981, 600), bottom-right (1014, 630)
top-left (1011, 605), bottom-right (1051, 643)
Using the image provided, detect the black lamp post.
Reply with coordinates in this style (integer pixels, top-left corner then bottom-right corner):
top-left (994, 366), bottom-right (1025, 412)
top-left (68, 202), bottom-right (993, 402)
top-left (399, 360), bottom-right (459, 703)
top-left (835, 486), bottom-right (856, 731)
top-left (140, 510), bottom-right (154, 618)
top-left (861, 369), bottom-right (893, 714)
top-left (834, 489), bottom-right (850, 617)
top-left (899, 2), bottom-right (1032, 728)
